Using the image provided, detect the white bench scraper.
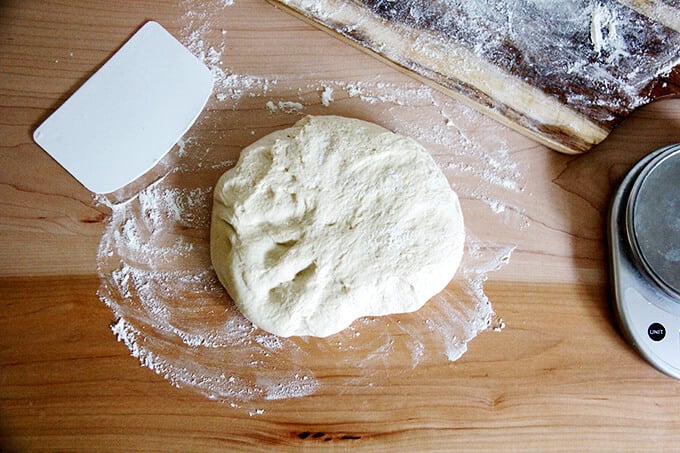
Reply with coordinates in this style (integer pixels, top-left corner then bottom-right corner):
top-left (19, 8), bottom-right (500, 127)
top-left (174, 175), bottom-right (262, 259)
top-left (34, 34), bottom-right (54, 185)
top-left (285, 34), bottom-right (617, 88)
top-left (33, 21), bottom-right (213, 194)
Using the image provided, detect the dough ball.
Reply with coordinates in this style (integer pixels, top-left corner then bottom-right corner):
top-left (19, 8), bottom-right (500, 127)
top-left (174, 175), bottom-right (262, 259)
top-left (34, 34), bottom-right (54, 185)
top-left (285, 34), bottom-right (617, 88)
top-left (210, 115), bottom-right (464, 337)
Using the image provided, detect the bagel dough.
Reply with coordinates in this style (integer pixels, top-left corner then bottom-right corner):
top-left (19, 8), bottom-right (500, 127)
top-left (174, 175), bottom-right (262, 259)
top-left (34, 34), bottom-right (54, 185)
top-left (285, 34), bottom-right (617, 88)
top-left (210, 115), bottom-right (465, 337)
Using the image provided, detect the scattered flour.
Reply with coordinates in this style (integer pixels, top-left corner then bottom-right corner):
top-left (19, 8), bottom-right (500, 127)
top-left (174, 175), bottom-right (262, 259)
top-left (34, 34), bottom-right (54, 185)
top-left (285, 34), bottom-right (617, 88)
top-left (320, 85), bottom-right (334, 107)
top-left (95, 0), bottom-right (528, 406)
top-left (590, 3), bottom-right (630, 62)
top-left (265, 99), bottom-right (304, 113)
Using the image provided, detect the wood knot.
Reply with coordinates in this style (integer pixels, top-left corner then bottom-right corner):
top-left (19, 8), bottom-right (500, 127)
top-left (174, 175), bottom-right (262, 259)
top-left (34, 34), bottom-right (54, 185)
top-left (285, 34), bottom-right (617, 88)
top-left (297, 431), bottom-right (362, 442)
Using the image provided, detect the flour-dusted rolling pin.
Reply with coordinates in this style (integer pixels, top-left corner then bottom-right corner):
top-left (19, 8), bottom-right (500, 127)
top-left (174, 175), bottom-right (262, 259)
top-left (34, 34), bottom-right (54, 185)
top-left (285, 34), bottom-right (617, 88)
top-left (267, 0), bottom-right (680, 154)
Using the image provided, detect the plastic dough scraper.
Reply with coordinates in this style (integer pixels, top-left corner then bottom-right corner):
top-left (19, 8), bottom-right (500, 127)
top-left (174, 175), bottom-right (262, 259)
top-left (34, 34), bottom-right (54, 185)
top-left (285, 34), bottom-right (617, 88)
top-left (33, 21), bottom-right (213, 194)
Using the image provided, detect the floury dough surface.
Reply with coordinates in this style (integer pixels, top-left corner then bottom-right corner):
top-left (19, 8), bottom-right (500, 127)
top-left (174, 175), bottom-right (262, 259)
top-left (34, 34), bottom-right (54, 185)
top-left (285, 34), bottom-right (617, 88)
top-left (210, 115), bottom-right (465, 337)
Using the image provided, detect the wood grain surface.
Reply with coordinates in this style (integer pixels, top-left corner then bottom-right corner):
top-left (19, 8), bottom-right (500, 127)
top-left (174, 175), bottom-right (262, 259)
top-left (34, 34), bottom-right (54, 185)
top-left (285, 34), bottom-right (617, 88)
top-left (2, 1), bottom-right (680, 451)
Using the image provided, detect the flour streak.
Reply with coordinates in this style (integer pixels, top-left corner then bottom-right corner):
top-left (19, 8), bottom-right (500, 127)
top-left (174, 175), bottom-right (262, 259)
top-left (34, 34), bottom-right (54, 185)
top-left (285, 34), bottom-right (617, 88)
top-left (95, 0), bottom-right (527, 405)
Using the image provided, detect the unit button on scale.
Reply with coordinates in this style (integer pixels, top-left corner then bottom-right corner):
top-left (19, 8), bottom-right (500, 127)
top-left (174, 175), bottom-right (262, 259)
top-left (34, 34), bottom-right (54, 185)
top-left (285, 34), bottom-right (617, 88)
top-left (610, 143), bottom-right (680, 378)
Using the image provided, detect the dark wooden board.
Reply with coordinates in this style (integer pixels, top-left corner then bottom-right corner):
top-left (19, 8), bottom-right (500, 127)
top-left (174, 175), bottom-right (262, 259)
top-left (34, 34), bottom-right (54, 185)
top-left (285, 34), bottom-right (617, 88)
top-left (268, 0), bottom-right (680, 153)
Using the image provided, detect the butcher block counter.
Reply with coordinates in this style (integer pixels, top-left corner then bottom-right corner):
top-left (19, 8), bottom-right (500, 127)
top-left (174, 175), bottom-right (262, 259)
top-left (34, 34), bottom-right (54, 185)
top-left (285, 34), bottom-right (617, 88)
top-left (2, 1), bottom-right (680, 451)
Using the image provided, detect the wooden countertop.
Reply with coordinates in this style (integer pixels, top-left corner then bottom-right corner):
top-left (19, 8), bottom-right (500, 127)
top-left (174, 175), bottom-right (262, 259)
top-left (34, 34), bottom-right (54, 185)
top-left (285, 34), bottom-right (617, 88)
top-left (2, 1), bottom-right (680, 451)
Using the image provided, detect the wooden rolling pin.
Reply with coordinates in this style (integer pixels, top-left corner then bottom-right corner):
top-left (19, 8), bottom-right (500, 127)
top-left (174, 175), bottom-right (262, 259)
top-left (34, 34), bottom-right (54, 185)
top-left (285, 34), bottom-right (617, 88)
top-left (267, 0), bottom-right (680, 154)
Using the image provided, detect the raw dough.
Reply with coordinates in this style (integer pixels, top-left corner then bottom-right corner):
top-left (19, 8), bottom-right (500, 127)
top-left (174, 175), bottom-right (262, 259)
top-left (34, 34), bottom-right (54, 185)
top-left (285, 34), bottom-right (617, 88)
top-left (210, 115), bottom-right (465, 337)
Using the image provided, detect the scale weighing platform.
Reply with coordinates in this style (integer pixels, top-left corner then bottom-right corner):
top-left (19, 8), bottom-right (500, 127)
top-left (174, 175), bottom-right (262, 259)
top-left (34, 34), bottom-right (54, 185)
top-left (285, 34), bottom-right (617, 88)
top-left (610, 143), bottom-right (680, 379)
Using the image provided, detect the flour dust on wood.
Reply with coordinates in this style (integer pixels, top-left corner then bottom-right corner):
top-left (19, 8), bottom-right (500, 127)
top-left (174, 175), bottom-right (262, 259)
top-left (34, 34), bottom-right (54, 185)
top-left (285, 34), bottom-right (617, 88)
top-left (95, 0), bottom-right (527, 407)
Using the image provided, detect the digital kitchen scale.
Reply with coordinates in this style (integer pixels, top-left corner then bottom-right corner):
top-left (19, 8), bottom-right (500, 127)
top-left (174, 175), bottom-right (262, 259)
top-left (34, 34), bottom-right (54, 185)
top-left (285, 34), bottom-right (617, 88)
top-left (610, 143), bottom-right (680, 379)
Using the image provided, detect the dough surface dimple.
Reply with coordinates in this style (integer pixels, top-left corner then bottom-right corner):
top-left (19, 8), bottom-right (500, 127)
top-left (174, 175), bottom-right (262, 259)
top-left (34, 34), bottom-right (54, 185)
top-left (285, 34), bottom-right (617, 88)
top-left (210, 115), bottom-right (465, 337)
